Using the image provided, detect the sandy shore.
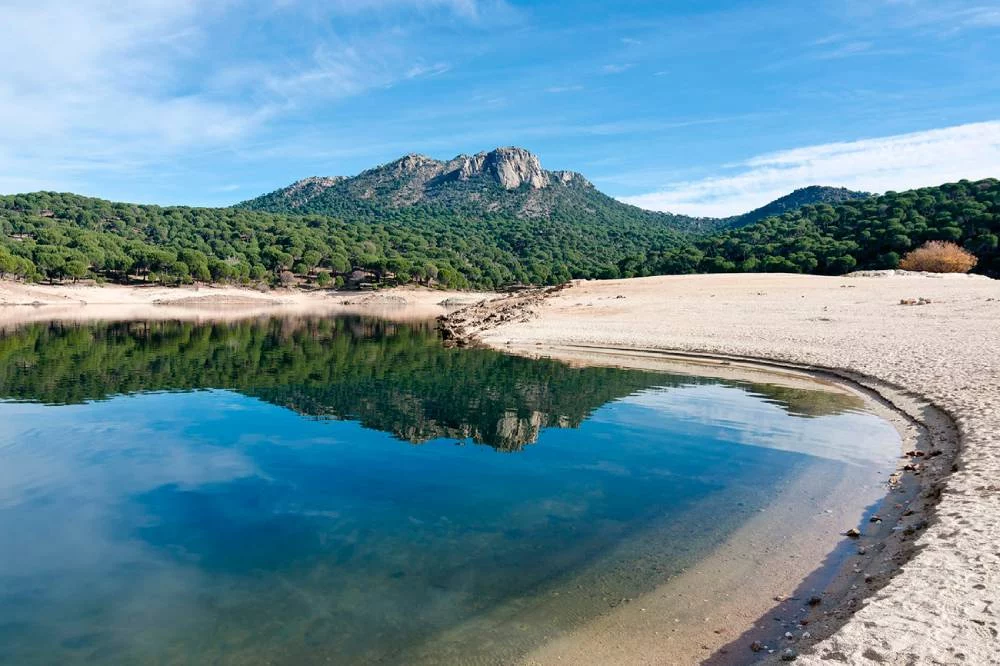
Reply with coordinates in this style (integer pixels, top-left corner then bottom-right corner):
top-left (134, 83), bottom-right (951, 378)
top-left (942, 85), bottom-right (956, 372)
top-left (0, 281), bottom-right (495, 326)
top-left (1, 274), bottom-right (996, 664)
top-left (444, 272), bottom-right (1000, 665)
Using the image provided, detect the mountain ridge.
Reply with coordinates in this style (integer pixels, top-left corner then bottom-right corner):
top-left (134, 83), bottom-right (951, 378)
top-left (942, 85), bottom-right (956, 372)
top-left (734, 185), bottom-right (872, 227)
top-left (237, 146), bottom-right (677, 228)
top-left (237, 146), bottom-right (870, 230)
top-left (2, 150), bottom-right (996, 288)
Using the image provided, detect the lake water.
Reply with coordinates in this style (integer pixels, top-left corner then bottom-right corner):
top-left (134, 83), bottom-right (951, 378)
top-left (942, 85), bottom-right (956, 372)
top-left (0, 317), bottom-right (900, 665)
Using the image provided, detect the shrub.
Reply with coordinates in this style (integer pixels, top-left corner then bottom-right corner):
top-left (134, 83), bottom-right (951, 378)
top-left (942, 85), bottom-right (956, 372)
top-left (899, 241), bottom-right (977, 273)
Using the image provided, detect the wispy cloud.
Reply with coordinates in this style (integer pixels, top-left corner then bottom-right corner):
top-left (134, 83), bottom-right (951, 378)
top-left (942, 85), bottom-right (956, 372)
top-left (0, 0), bottom-right (496, 194)
top-left (814, 40), bottom-right (875, 59)
top-left (405, 62), bottom-right (452, 78)
top-left (856, 0), bottom-right (1000, 35)
top-left (620, 121), bottom-right (1000, 216)
top-left (276, 0), bottom-right (505, 20)
top-left (0, 0), bottom-right (262, 192)
top-left (601, 63), bottom-right (634, 74)
top-left (545, 85), bottom-right (584, 94)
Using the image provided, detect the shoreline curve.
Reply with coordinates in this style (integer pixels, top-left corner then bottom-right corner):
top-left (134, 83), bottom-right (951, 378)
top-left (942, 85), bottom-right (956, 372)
top-left (442, 272), bottom-right (999, 665)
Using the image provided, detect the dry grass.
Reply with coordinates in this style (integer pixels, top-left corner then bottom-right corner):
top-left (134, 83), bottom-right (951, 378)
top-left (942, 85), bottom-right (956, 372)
top-left (899, 241), bottom-right (978, 273)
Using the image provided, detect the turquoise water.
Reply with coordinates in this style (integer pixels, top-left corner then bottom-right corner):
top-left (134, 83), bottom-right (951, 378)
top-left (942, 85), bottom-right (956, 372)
top-left (0, 317), bottom-right (899, 664)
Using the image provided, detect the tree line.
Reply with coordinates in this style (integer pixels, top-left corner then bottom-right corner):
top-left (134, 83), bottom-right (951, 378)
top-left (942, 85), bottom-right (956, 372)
top-left (0, 179), bottom-right (996, 288)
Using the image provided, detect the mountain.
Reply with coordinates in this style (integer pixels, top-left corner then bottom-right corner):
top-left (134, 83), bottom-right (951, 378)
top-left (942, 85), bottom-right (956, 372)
top-left (237, 146), bottom-right (719, 233)
top-left (239, 146), bottom-right (602, 216)
top-left (1, 150), bottom-right (997, 288)
top-left (733, 186), bottom-right (872, 227)
top-left (238, 147), bottom-right (870, 232)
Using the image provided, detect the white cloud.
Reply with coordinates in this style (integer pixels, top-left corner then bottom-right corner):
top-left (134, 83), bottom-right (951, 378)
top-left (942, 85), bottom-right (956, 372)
top-left (276, 0), bottom-right (509, 21)
top-left (601, 63), bottom-right (634, 74)
top-left (405, 62), bottom-right (452, 78)
top-left (0, 0), bottom-right (270, 193)
top-left (620, 121), bottom-right (1000, 217)
top-left (867, 0), bottom-right (1000, 34)
top-left (0, 0), bottom-right (488, 194)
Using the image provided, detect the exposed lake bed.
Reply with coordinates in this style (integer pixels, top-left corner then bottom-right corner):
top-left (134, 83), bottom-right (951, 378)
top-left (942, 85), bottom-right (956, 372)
top-left (0, 314), bottom-right (913, 665)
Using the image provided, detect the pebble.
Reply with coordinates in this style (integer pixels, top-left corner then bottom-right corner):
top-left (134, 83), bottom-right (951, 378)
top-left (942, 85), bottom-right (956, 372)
top-left (845, 528), bottom-right (861, 538)
top-left (781, 647), bottom-right (799, 661)
top-left (808, 596), bottom-right (823, 606)
top-left (750, 640), bottom-right (764, 652)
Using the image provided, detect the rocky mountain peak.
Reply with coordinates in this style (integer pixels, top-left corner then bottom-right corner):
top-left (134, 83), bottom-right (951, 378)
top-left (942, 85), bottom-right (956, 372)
top-left (459, 147), bottom-right (549, 190)
top-left (387, 153), bottom-right (439, 174)
top-left (243, 146), bottom-right (597, 217)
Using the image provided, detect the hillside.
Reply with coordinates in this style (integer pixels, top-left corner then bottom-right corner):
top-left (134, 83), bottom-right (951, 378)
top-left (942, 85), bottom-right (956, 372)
top-left (238, 147), bottom-right (876, 234)
top-left (0, 190), bottom-right (692, 288)
top-left (734, 186), bottom-right (871, 227)
top-left (690, 179), bottom-right (999, 276)
top-left (0, 165), bottom-right (997, 287)
top-left (238, 147), bottom-right (720, 233)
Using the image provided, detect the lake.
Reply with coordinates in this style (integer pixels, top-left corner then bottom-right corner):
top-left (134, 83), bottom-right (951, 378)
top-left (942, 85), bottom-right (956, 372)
top-left (0, 316), bottom-right (900, 664)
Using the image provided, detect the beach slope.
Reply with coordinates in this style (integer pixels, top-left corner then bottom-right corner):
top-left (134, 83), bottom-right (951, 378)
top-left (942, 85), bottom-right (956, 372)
top-left (446, 272), bottom-right (1000, 666)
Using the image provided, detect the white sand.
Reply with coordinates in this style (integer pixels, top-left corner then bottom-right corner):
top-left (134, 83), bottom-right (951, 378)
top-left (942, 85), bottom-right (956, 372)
top-left (449, 272), bottom-right (1000, 665)
top-left (0, 281), bottom-right (495, 325)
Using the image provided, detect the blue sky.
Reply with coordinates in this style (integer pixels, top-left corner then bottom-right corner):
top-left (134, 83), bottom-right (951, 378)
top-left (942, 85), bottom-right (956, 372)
top-left (1, 0), bottom-right (998, 215)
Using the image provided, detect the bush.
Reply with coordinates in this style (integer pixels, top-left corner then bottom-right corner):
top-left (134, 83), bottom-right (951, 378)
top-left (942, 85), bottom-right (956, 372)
top-left (899, 241), bottom-right (978, 273)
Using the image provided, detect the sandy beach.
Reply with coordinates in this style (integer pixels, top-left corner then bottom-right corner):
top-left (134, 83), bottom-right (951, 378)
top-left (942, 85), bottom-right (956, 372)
top-left (1, 273), bottom-right (997, 664)
top-left (0, 281), bottom-right (495, 326)
top-left (444, 271), bottom-right (1000, 665)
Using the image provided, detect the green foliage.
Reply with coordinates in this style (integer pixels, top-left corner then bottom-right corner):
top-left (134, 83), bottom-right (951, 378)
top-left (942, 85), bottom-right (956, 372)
top-left (733, 186), bottom-right (871, 227)
top-left (0, 190), bottom-right (691, 288)
top-left (1, 179), bottom-right (997, 287)
top-left (315, 270), bottom-right (333, 288)
top-left (690, 179), bottom-right (999, 276)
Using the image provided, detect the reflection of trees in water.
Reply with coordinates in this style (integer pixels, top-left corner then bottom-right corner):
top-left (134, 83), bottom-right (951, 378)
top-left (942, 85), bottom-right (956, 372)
top-left (0, 317), bottom-right (862, 451)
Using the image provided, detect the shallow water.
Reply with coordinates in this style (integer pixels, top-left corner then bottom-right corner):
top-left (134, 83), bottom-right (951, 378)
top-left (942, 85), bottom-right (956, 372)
top-left (0, 317), bottom-right (900, 665)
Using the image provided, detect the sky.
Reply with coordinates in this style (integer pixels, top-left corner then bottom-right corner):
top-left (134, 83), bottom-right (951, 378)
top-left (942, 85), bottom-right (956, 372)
top-left (1, 0), bottom-right (998, 216)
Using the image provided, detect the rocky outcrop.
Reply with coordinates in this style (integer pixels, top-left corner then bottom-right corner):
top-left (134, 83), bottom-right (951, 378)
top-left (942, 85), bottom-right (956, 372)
top-left (241, 146), bottom-right (611, 220)
top-left (284, 176), bottom-right (345, 198)
top-left (553, 170), bottom-right (587, 186)
top-left (458, 147), bottom-right (549, 190)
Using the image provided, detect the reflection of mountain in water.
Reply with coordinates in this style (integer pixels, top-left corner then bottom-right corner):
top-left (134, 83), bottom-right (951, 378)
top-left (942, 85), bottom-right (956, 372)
top-left (0, 317), bottom-right (863, 451)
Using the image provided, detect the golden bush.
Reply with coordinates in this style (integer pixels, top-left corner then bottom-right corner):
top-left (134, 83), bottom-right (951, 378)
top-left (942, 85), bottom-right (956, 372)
top-left (899, 241), bottom-right (978, 273)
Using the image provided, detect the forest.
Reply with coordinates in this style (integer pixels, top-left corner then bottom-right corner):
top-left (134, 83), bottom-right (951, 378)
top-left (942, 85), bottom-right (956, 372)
top-left (0, 178), bottom-right (996, 288)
